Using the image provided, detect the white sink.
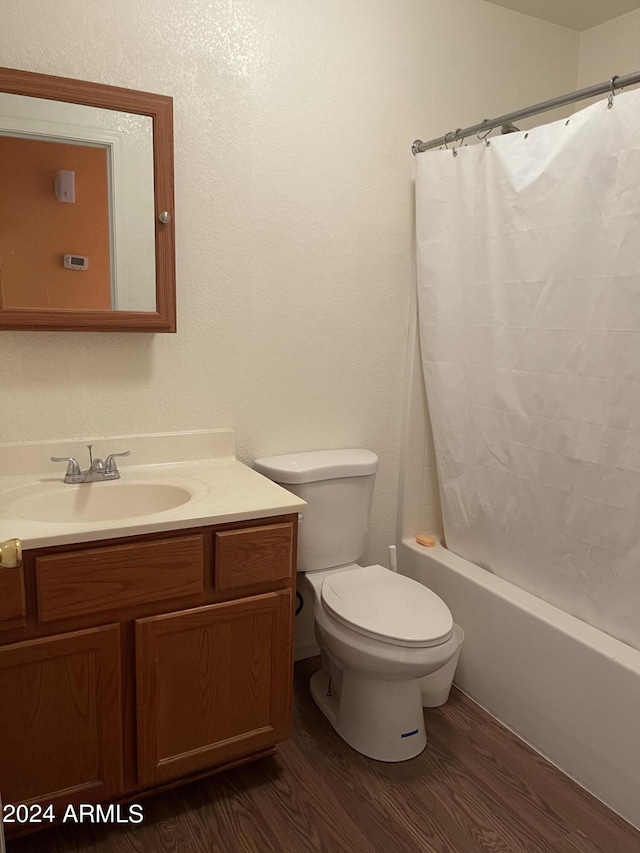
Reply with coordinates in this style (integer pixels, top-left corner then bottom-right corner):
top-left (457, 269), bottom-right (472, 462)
top-left (13, 481), bottom-right (194, 523)
top-left (0, 430), bottom-right (307, 551)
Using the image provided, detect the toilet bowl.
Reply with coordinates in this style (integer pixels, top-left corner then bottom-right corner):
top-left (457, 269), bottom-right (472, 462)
top-left (254, 449), bottom-right (459, 762)
top-left (302, 564), bottom-right (458, 761)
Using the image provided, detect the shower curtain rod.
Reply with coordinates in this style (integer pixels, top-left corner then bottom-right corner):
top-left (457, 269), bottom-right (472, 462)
top-left (411, 69), bottom-right (640, 155)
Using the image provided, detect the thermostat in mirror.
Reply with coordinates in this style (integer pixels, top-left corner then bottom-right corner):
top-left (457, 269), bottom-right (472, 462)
top-left (63, 254), bottom-right (89, 271)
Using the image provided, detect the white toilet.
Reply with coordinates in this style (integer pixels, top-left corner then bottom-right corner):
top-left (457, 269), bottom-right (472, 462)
top-left (254, 448), bottom-right (459, 762)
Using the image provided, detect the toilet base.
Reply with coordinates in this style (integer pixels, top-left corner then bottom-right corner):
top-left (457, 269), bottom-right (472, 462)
top-left (310, 669), bottom-right (427, 762)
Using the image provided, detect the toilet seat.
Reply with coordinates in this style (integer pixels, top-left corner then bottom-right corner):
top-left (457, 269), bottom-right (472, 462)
top-left (321, 564), bottom-right (454, 648)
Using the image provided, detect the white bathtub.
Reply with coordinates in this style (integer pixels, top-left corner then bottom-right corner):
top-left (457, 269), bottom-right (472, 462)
top-left (399, 534), bottom-right (640, 830)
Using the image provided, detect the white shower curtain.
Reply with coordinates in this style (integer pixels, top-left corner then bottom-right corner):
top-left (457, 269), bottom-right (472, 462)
top-left (416, 88), bottom-right (640, 651)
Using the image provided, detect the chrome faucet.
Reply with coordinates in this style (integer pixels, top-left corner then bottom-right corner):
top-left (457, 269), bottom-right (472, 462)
top-left (51, 445), bottom-right (131, 484)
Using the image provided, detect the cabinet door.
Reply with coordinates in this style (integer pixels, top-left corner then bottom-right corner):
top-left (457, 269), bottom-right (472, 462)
top-left (136, 589), bottom-right (293, 786)
top-left (0, 624), bottom-right (123, 811)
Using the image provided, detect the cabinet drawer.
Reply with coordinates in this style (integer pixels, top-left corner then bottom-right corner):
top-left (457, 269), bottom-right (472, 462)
top-left (36, 534), bottom-right (205, 622)
top-left (215, 522), bottom-right (294, 590)
top-left (0, 565), bottom-right (26, 623)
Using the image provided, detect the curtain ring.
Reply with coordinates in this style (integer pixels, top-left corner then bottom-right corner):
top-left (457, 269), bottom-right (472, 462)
top-left (443, 130), bottom-right (455, 153)
top-left (608, 75), bottom-right (619, 109)
top-left (450, 128), bottom-right (462, 157)
top-left (477, 120), bottom-right (492, 147)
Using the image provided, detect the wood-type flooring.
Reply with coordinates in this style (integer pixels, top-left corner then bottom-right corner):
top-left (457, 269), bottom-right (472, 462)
top-left (7, 657), bottom-right (640, 852)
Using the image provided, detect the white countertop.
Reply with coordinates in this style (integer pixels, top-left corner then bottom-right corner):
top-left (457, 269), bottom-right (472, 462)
top-left (0, 430), bottom-right (306, 550)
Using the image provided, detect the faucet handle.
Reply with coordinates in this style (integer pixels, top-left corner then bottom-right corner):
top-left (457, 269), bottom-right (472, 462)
top-left (51, 456), bottom-right (81, 478)
top-left (105, 450), bottom-right (131, 475)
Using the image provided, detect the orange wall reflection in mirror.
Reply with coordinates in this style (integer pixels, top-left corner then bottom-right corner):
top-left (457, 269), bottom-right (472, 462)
top-left (0, 137), bottom-right (111, 310)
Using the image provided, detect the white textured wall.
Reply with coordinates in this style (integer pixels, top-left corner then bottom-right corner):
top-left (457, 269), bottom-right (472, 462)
top-left (578, 8), bottom-right (640, 87)
top-left (0, 0), bottom-right (578, 565)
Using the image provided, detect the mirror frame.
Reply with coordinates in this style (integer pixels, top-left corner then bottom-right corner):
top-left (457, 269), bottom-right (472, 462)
top-left (0, 66), bottom-right (176, 332)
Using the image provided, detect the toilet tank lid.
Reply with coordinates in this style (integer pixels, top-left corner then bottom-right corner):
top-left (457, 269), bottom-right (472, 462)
top-left (254, 449), bottom-right (378, 484)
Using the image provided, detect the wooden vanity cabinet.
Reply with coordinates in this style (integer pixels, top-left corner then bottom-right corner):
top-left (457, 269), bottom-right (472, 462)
top-left (0, 514), bottom-right (296, 835)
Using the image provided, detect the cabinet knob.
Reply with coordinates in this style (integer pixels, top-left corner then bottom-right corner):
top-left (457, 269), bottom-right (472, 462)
top-left (0, 538), bottom-right (22, 568)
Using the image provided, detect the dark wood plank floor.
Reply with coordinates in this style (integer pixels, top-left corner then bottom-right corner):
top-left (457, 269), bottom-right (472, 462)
top-left (7, 657), bottom-right (640, 852)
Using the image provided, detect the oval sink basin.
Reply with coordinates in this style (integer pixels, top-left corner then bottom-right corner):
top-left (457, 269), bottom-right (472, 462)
top-left (14, 482), bottom-right (193, 523)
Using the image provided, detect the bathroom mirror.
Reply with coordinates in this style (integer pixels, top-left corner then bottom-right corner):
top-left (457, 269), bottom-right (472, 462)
top-left (0, 67), bottom-right (175, 332)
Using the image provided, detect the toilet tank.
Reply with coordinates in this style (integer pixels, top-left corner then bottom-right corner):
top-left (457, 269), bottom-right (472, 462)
top-left (253, 449), bottom-right (378, 572)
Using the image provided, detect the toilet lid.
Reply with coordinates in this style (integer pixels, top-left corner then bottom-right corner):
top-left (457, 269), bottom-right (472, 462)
top-left (321, 564), bottom-right (454, 648)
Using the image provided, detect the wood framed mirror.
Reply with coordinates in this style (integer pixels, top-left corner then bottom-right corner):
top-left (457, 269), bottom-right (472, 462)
top-left (0, 67), bottom-right (175, 332)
